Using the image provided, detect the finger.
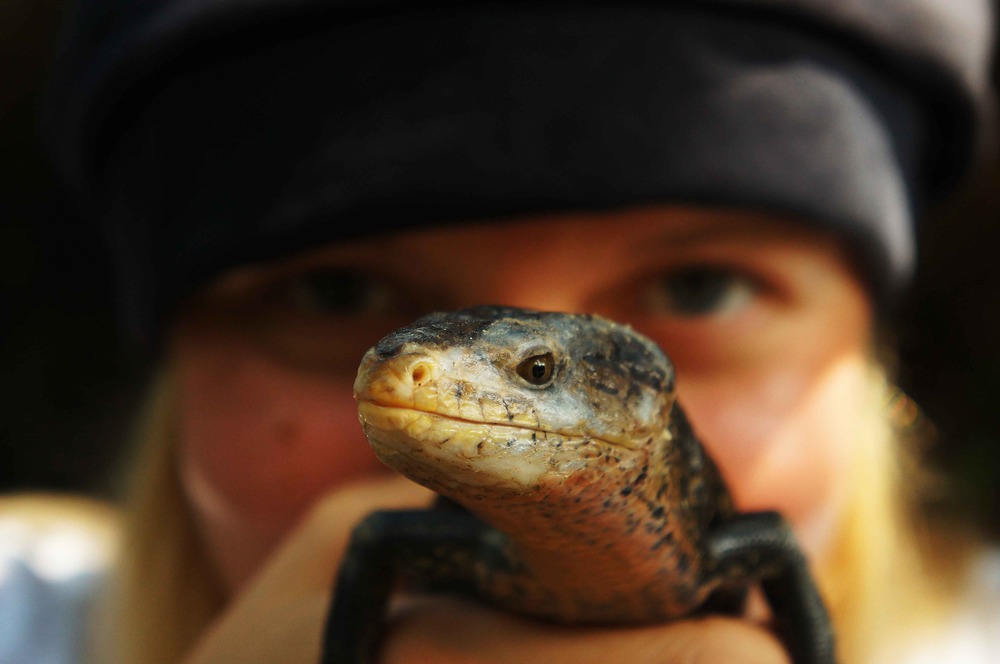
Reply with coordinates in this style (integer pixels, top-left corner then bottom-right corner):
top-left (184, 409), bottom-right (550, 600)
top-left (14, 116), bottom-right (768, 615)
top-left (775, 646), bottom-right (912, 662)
top-left (382, 597), bottom-right (791, 664)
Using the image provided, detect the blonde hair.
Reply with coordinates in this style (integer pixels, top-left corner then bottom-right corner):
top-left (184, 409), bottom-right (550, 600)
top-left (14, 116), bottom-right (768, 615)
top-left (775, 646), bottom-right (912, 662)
top-left (818, 367), bottom-right (972, 663)
top-left (91, 370), bottom-right (225, 664)
top-left (94, 362), bottom-right (971, 663)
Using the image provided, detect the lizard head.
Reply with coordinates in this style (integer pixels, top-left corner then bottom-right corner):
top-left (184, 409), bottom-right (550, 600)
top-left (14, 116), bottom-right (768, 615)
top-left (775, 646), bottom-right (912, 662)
top-left (353, 306), bottom-right (677, 497)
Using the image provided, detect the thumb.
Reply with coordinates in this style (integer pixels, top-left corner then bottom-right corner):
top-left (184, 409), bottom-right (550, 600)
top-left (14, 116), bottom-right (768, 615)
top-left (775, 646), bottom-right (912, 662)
top-left (249, 474), bottom-right (433, 598)
top-left (183, 475), bottom-right (431, 664)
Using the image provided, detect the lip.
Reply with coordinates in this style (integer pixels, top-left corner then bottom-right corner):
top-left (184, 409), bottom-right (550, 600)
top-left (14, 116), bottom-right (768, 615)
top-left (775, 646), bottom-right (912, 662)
top-left (357, 400), bottom-right (645, 452)
top-left (357, 400), bottom-right (551, 452)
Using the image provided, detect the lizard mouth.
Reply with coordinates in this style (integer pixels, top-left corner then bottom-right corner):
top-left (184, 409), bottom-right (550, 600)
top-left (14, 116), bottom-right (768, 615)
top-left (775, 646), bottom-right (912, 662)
top-left (357, 401), bottom-right (622, 490)
top-left (357, 400), bottom-right (642, 455)
top-left (358, 401), bottom-right (584, 456)
top-left (358, 389), bottom-right (646, 441)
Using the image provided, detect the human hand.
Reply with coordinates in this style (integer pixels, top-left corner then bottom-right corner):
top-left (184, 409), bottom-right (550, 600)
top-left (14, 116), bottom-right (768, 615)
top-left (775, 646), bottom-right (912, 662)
top-left (381, 596), bottom-right (790, 664)
top-left (182, 475), bottom-right (790, 664)
top-left (181, 475), bottom-right (431, 663)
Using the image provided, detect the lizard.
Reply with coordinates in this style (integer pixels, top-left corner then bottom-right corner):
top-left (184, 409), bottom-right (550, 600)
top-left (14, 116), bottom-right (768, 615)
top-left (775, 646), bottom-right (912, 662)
top-left (321, 305), bottom-right (835, 664)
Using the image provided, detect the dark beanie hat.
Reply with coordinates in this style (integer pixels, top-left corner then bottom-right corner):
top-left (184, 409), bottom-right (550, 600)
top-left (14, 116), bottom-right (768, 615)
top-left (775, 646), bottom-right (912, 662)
top-left (42, 1), bottom-right (994, 344)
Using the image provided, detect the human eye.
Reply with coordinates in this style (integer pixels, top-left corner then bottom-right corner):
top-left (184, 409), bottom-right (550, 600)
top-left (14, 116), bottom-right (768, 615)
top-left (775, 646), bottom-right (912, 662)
top-left (641, 266), bottom-right (758, 318)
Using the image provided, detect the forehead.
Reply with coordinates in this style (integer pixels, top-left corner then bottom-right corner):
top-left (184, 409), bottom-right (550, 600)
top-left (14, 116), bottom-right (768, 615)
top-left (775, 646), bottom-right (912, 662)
top-left (208, 207), bottom-right (840, 293)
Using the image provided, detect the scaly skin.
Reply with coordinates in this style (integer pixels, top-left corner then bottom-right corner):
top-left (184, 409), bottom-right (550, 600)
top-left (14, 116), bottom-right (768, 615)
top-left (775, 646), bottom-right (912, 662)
top-left (353, 305), bottom-right (738, 623)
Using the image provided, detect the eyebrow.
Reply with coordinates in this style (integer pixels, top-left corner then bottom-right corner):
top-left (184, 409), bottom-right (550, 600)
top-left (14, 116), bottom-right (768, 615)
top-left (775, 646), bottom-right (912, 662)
top-left (634, 222), bottom-right (796, 255)
top-left (634, 215), bottom-right (823, 253)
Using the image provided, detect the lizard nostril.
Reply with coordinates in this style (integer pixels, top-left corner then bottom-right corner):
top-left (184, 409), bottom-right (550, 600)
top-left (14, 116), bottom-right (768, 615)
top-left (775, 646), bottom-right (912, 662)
top-left (411, 363), bottom-right (431, 385)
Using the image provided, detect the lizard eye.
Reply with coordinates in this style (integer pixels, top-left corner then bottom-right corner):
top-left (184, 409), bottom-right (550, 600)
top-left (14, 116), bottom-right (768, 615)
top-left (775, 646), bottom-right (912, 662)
top-left (516, 352), bottom-right (556, 386)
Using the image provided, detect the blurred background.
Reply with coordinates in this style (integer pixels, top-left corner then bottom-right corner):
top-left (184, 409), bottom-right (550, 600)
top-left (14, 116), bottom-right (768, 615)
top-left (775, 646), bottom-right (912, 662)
top-left (2, 3), bottom-right (999, 536)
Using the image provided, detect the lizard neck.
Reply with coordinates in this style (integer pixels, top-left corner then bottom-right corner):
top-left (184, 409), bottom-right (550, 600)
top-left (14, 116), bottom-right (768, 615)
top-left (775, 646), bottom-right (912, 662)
top-left (455, 434), bottom-right (720, 623)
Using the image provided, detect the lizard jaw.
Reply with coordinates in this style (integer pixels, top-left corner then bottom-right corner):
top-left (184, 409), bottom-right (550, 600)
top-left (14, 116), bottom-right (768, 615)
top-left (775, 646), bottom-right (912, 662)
top-left (358, 402), bottom-right (609, 493)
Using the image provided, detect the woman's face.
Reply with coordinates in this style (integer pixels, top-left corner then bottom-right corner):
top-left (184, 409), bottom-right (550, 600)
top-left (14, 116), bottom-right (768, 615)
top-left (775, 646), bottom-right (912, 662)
top-left (169, 207), bottom-right (873, 592)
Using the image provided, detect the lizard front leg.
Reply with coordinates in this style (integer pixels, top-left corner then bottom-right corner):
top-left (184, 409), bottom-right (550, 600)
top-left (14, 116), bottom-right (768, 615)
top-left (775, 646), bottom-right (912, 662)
top-left (321, 508), bottom-right (494, 664)
top-left (707, 511), bottom-right (836, 664)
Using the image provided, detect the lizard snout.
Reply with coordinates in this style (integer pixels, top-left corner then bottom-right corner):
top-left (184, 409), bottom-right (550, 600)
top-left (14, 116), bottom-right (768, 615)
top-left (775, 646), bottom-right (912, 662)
top-left (355, 352), bottom-right (440, 410)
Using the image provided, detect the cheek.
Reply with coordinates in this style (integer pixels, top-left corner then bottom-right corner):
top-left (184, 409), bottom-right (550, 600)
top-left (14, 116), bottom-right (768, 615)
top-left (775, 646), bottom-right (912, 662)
top-left (678, 353), bottom-right (870, 557)
top-left (175, 343), bottom-right (386, 549)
